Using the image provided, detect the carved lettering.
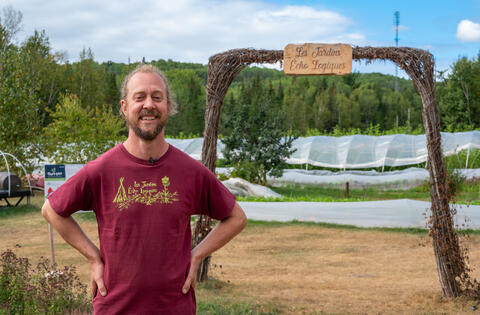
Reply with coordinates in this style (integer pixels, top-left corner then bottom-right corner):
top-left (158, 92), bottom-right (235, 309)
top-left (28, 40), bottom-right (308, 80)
top-left (311, 47), bottom-right (341, 58)
top-left (284, 43), bottom-right (352, 75)
top-left (295, 46), bottom-right (308, 57)
top-left (289, 58), bottom-right (309, 71)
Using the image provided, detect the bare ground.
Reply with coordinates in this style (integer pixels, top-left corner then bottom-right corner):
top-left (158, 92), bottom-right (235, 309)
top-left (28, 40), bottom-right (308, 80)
top-left (2, 196), bottom-right (480, 314)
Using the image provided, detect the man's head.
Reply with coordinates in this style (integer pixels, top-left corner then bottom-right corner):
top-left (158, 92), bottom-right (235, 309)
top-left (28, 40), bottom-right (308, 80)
top-left (120, 64), bottom-right (177, 141)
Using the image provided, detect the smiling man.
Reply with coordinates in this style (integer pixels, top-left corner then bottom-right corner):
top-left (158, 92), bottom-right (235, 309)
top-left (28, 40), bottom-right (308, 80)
top-left (41, 64), bottom-right (247, 314)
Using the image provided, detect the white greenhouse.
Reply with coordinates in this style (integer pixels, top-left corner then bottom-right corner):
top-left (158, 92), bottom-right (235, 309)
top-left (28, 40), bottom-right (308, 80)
top-left (166, 131), bottom-right (480, 170)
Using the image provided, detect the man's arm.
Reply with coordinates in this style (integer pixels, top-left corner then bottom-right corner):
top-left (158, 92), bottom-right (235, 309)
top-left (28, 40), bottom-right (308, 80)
top-left (41, 200), bottom-right (107, 296)
top-left (182, 202), bottom-right (247, 294)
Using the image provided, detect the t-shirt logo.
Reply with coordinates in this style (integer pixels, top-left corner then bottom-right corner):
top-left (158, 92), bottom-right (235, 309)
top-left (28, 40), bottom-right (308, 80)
top-left (112, 176), bottom-right (179, 210)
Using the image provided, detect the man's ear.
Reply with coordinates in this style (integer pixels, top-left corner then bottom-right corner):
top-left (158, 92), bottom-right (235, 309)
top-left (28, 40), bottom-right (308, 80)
top-left (120, 100), bottom-right (127, 116)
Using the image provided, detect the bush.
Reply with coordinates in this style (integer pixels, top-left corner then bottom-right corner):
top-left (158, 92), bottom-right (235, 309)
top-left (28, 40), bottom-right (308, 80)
top-left (446, 169), bottom-right (467, 199)
top-left (222, 101), bottom-right (296, 185)
top-left (42, 93), bottom-right (125, 163)
top-left (0, 248), bottom-right (91, 314)
top-left (229, 160), bottom-right (258, 183)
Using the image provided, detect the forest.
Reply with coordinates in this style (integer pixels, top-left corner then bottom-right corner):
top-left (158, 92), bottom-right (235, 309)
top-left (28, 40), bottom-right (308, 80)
top-left (1, 6), bottom-right (480, 170)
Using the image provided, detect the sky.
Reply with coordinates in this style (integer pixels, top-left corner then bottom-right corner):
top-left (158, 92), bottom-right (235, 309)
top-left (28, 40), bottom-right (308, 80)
top-left (2, 0), bottom-right (480, 77)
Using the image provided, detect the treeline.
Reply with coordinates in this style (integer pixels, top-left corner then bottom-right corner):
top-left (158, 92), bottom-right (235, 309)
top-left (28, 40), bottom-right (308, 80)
top-left (1, 6), bottom-right (479, 171)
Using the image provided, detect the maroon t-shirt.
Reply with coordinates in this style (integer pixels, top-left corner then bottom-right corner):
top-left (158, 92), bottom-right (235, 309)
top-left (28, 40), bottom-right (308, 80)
top-left (48, 144), bottom-right (236, 315)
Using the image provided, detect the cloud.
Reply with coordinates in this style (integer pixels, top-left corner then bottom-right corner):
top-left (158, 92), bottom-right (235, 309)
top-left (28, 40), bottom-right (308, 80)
top-left (456, 19), bottom-right (480, 42)
top-left (10, 0), bottom-right (366, 63)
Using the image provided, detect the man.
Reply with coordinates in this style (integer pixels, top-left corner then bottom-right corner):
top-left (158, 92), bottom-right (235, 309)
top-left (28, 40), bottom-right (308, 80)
top-left (42, 64), bottom-right (247, 314)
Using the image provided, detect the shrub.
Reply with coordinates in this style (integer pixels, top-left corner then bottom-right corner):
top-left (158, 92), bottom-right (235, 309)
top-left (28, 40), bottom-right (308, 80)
top-left (0, 248), bottom-right (91, 314)
top-left (222, 101), bottom-right (296, 185)
top-left (42, 93), bottom-right (125, 163)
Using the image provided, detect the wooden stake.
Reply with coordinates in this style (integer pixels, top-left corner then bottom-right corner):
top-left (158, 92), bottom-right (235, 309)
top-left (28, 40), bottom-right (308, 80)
top-left (48, 223), bottom-right (56, 271)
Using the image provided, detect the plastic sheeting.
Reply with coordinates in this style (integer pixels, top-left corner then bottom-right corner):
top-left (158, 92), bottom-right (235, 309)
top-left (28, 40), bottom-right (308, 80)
top-left (167, 131), bottom-right (480, 169)
top-left (217, 167), bottom-right (480, 189)
top-left (239, 200), bottom-right (480, 229)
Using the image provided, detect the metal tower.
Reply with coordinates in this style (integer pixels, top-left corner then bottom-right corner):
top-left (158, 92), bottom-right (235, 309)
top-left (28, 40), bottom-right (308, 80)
top-left (394, 11), bottom-right (400, 92)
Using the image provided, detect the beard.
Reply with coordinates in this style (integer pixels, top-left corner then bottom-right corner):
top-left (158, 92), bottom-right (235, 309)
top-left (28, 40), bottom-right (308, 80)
top-left (126, 109), bottom-right (167, 141)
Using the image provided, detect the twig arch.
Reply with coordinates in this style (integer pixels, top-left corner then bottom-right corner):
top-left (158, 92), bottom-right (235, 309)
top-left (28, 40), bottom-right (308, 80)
top-left (194, 47), bottom-right (477, 297)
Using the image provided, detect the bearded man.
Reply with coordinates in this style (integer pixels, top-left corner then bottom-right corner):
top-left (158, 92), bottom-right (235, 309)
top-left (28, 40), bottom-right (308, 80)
top-left (42, 64), bottom-right (247, 314)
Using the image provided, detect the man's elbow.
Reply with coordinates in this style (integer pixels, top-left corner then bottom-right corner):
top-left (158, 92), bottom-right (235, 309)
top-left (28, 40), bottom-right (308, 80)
top-left (234, 204), bottom-right (247, 231)
top-left (239, 210), bottom-right (247, 230)
top-left (41, 200), bottom-right (55, 222)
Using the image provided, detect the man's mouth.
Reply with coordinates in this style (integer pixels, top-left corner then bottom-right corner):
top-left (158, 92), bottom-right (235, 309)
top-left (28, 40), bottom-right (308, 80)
top-left (140, 115), bottom-right (158, 121)
top-left (139, 110), bottom-right (160, 121)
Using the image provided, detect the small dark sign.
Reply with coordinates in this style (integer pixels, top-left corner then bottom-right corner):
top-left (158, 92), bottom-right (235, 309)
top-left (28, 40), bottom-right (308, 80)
top-left (45, 165), bottom-right (66, 180)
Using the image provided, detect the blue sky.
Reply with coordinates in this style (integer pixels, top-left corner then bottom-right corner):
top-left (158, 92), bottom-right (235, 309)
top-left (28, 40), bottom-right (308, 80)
top-left (2, 0), bottom-right (480, 77)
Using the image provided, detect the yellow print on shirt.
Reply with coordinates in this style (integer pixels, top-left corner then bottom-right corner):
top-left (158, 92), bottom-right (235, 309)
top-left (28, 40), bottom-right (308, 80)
top-left (112, 176), bottom-right (179, 210)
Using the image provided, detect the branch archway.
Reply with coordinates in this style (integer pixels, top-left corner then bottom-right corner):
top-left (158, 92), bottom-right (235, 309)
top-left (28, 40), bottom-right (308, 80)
top-left (193, 47), bottom-right (476, 297)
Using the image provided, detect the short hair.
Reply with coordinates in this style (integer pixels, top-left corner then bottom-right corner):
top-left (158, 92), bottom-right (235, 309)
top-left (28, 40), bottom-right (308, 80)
top-left (120, 64), bottom-right (178, 116)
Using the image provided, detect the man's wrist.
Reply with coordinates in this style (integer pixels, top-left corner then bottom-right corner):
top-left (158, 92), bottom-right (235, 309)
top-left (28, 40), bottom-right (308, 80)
top-left (87, 249), bottom-right (102, 265)
top-left (191, 248), bottom-right (206, 264)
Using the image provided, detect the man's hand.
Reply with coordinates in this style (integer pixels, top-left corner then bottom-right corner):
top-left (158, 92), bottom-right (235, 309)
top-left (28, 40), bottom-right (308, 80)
top-left (181, 202), bottom-right (246, 294)
top-left (182, 252), bottom-right (202, 294)
top-left (41, 200), bottom-right (105, 296)
top-left (91, 260), bottom-right (107, 297)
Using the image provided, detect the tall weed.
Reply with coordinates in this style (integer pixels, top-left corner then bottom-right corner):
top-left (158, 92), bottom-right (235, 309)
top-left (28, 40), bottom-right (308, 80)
top-left (0, 248), bottom-right (91, 315)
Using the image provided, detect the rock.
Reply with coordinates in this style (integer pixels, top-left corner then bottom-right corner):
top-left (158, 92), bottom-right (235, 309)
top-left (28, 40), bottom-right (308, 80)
top-left (222, 177), bottom-right (283, 198)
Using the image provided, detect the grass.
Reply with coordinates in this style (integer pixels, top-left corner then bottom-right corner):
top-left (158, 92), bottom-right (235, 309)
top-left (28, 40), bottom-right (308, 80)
top-left (4, 196), bottom-right (480, 313)
top-left (0, 204), bottom-right (39, 219)
top-left (197, 298), bottom-right (281, 315)
top-left (235, 181), bottom-right (480, 204)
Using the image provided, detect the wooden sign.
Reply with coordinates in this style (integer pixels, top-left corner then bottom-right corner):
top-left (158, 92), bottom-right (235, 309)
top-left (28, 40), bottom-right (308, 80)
top-left (284, 43), bottom-right (352, 75)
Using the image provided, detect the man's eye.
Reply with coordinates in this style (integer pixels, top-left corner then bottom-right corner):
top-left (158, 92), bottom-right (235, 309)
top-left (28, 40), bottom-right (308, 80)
top-left (153, 95), bottom-right (163, 101)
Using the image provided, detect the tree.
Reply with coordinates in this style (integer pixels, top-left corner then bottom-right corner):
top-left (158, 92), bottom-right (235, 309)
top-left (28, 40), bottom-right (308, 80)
top-left (0, 32), bottom-right (42, 173)
top-left (20, 30), bottom-right (65, 126)
top-left (222, 100), bottom-right (296, 185)
top-left (164, 69), bottom-right (205, 136)
top-left (71, 48), bottom-right (105, 110)
top-left (42, 94), bottom-right (125, 163)
top-left (0, 5), bottom-right (22, 47)
top-left (437, 56), bottom-right (480, 130)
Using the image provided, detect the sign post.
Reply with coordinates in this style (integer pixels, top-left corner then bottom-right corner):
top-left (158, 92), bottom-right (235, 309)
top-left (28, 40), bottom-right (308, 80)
top-left (44, 164), bottom-right (84, 270)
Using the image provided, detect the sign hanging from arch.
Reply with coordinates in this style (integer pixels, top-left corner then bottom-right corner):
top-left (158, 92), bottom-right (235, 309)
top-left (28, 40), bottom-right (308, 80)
top-left (284, 43), bottom-right (352, 75)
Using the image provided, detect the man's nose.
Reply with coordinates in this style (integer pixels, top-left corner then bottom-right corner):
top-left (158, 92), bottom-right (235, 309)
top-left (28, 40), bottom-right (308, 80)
top-left (143, 96), bottom-right (154, 109)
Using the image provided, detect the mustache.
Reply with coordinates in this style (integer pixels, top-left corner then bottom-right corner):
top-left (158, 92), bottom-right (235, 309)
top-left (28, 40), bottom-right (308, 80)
top-left (139, 109), bottom-right (161, 117)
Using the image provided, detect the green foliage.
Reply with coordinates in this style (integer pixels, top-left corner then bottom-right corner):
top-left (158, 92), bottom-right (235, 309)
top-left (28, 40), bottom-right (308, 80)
top-left (303, 123), bottom-right (425, 137)
top-left (0, 35), bottom-right (42, 173)
top-left (0, 248), bottom-right (91, 314)
top-left (444, 148), bottom-right (480, 169)
top-left (446, 169), bottom-right (467, 198)
top-left (164, 69), bottom-right (206, 136)
top-left (437, 55), bottom-right (480, 130)
top-left (42, 94), bottom-right (125, 163)
top-left (222, 94), bottom-right (296, 185)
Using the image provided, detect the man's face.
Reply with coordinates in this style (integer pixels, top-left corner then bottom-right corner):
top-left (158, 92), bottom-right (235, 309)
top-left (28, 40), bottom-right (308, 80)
top-left (121, 72), bottom-right (169, 141)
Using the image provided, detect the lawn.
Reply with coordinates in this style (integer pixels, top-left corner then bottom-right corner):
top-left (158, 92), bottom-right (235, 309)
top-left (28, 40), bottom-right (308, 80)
top-left (237, 181), bottom-right (480, 205)
top-left (2, 196), bottom-right (480, 314)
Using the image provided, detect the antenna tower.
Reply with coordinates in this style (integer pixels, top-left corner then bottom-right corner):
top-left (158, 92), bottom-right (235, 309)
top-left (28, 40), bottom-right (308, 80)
top-left (394, 11), bottom-right (400, 92)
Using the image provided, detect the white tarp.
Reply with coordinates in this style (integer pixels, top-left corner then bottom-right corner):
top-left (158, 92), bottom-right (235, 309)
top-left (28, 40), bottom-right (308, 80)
top-left (239, 199), bottom-right (480, 229)
top-left (167, 131), bottom-right (480, 169)
top-left (217, 167), bottom-right (480, 189)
